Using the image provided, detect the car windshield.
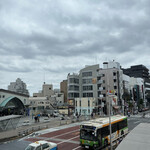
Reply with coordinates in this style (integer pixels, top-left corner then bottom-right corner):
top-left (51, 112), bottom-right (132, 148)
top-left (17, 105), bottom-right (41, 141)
top-left (80, 129), bottom-right (97, 141)
top-left (25, 145), bottom-right (35, 150)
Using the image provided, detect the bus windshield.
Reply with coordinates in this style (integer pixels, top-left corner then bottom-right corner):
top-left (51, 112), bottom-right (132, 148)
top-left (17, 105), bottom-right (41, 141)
top-left (80, 129), bottom-right (97, 141)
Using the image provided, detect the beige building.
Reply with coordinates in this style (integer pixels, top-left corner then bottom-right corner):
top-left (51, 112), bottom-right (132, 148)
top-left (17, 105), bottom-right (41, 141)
top-left (29, 97), bottom-right (52, 114)
top-left (33, 83), bottom-right (54, 98)
top-left (60, 80), bottom-right (68, 103)
top-left (75, 97), bottom-right (95, 116)
top-left (30, 83), bottom-right (64, 114)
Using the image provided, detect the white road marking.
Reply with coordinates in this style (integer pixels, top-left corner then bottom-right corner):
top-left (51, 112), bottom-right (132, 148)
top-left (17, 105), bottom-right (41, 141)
top-left (72, 146), bottom-right (81, 150)
top-left (50, 129), bottom-right (79, 139)
top-left (57, 135), bottom-right (79, 145)
top-left (134, 121), bottom-right (140, 124)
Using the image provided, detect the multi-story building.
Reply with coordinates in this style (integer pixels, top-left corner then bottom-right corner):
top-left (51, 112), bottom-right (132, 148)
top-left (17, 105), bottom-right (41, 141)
top-left (74, 97), bottom-right (95, 116)
top-left (123, 64), bottom-right (150, 106)
top-left (8, 78), bottom-right (29, 96)
top-left (33, 83), bottom-right (54, 98)
top-left (67, 62), bottom-right (124, 115)
top-left (97, 62), bottom-right (123, 114)
top-left (67, 64), bottom-right (99, 114)
top-left (67, 73), bottom-right (80, 99)
top-left (60, 80), bottom-right (68, 103)
top-left (122, 65), bottom-right (149, 79)
top-left (31, 83), bottom-right (64, 113)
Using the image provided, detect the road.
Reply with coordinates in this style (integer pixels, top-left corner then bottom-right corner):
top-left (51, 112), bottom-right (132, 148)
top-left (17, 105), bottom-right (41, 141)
top-left (0, 112), bottom-right (150, 150)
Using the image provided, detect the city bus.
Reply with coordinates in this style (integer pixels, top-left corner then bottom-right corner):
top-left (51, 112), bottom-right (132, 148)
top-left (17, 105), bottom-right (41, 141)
top-left (80, 115), bottom-right (128, 149)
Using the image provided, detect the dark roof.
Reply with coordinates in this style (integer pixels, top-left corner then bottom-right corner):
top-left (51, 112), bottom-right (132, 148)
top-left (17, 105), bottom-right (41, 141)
top-left (0, 89), bottom-right (29, 97)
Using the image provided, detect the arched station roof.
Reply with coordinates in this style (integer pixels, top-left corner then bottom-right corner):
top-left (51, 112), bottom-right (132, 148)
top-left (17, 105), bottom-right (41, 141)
top-left (0, 96), bottom-right (25, 108)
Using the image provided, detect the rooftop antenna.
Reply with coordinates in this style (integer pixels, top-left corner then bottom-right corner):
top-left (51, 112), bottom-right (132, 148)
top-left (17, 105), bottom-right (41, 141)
top-left (43, 70), bottom-right (45, 84)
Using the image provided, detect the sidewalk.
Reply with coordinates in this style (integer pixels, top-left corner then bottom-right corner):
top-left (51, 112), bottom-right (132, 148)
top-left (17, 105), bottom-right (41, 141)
top-left (0, 115), bottom-right (91, 142)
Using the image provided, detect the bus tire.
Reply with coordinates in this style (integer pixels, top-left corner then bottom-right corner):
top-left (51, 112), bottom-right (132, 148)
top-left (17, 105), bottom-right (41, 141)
top-left (104, 139), bottom-right (108, 147)
top-left (121, 130), bottom-right (124, 136)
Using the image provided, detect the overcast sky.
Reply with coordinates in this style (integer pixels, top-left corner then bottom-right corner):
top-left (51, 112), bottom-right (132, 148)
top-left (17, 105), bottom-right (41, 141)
top-left (0, 0), bottom-right (150, 95)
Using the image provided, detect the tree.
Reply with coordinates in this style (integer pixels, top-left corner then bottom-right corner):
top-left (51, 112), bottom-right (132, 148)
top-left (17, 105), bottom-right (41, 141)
top-left (138, 99), bottom-right (143, 110)
top-left (122, 89), bottom-right (130, 102)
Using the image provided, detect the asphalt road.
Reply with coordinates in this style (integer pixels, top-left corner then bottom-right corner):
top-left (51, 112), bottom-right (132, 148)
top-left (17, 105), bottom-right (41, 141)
top-left (1, 112), bottom-right (150, 150)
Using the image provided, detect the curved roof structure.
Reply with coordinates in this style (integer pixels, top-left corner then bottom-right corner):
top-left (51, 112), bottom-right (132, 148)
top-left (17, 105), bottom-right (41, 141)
top-left (0, 96), bottom-right (15, 107)
top-left (0, 96), bottom-right (25, 108)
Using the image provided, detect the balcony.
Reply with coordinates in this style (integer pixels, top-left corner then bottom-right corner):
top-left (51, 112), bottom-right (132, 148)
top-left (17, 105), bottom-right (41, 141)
top-left (97, 73), bottom-right (104, 77)
top-left (98, 87), bottom-right (103, 91)
top-left (97, 80), bottom-right (103, 84)
top-left (98, 94), bottom-right (103, 98)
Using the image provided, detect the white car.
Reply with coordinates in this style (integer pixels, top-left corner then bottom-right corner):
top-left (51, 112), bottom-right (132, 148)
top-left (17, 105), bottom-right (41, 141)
top-left (25, 140), bottom-right (57, 150)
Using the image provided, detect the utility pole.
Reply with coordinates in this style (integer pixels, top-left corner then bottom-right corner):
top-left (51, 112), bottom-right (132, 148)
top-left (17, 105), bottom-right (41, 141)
top-left (106, 63), bottom-right (112, 150)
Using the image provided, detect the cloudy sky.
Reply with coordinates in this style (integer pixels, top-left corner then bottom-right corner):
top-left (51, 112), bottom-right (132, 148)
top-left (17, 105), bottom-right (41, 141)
top-left (0, 0), bottom-right (150, 95)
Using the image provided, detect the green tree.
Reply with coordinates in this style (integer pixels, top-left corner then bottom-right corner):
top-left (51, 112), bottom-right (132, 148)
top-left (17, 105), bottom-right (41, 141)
top-left (138, 99), bottom-right (143, 110)
top-left (122, 89), bottom-right (130, 102)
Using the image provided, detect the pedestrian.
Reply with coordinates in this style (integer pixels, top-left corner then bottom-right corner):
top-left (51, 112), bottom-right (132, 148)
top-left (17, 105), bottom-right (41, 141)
top-left (34, 116), bottom-right (37, 123)
top-left (32, 113), bottom-right (34, 120)
top-left (91, 113), bottom-right (93, 118)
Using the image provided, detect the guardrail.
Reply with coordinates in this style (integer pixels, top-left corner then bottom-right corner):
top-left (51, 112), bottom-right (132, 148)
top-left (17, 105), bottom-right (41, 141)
top-left (17, 115), bottom-right (92, 137)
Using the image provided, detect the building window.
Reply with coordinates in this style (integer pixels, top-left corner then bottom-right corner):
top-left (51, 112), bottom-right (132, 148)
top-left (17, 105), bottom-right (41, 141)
top-left (76, 101), bottom-right (77, 107)
top-left (82, 72), bottom-right (92, 77)
top-left (88, 100), bottom-right (90, 107)
top-left (113, 72), bottom-right (116, 76)
top-left (3, 95), bottom-right (5, 98)
top-left (69, 78), bottom-right (79, 84)
top-left (103, 94), bottom-right (106, 97)
top-left (83, 93), bottom-right (93, 97)
top-left (82, 79), bottom-right (92, 84)
top-left (114, 86), bottom-right (117, 89)
top-left (83, 85), bottom-right (93, 91)
top-left (114, 79), bottom-right (116, 82)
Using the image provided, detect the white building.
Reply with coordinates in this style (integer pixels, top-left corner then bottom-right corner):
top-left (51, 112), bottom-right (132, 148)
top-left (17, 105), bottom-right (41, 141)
top-left (8, 78), bottom-right (29, 96)
top-left (75, 97), bottom-right (95, 116)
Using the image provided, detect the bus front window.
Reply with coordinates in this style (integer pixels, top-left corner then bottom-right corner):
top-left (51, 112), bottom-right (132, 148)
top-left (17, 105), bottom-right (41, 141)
top-left (80, 129), bottom-right (97, 141)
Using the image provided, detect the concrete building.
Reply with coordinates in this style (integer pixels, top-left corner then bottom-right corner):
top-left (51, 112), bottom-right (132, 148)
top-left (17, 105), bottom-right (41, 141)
top-left (33, 83), bottom-right (54, 98)
top-left (8, 78), bottom-right (29, 96)
top-left (122, 65), bottom-right (149, 79)
top-left (29, 97), bottom-right (52, 115)
top-left (0, 89), bottom-right (29, 115)
top-left (75, 97), bottom-right (95, 116)
top-left (67, 62), bottom-right (124, 115)
top-left (31, 83), bottom-right (64, 114)
top-left (122, 64), bottom-right (150, 106)
top-left (67, 64), bottom-right (99, 114)
top-left (60, 80), bottom-right (68, 103)
top-left (97, 62), bottom-right (124, 114)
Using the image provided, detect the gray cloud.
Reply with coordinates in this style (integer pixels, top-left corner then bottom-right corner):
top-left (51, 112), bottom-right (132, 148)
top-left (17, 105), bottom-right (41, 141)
top-left (0, 0), bottom-right (150, 94)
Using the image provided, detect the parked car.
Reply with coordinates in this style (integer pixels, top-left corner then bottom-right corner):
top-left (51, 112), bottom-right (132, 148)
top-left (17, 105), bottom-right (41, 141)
top-left (133, 110), bottom-right (138, 115)
top-left (25, 140), bottom-right (57, 150)
top-left (53, 112), bottom-right (59, 117)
